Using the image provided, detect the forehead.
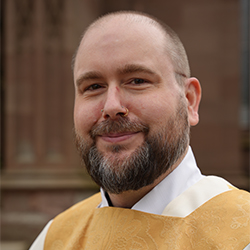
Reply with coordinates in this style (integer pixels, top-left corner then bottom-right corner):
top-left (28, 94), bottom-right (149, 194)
top-left (84, 15), bottom-right (165, 43)
top-left (74, 16), bottom-right (172, 75)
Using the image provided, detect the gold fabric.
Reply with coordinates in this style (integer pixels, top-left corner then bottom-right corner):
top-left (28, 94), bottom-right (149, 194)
top-left (44, 190), bottom-right (250, 250)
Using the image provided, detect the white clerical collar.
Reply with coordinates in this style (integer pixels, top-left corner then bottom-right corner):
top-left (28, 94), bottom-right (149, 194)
top-left (99, 146), bottom-right (204, 215)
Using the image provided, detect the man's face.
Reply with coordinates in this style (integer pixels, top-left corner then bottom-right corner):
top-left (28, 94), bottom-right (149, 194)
top-left (73, 18), bottom-right (190, 193)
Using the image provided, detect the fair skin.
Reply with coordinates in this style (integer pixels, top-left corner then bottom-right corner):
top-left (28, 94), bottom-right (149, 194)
top-left (74, 15), bottom-right (201, 208)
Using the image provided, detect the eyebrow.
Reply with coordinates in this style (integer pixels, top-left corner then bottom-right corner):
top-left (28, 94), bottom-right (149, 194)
top-left (76, 71), bottom-right (103, 87)
top-left (117, 64), bottom-right (157, 76)
top-left (75, 64), bottom-right (158, 87)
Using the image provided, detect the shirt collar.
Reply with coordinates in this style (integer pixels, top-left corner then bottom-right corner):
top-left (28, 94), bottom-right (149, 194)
top-left (99, 146), bottom-right (204, 215)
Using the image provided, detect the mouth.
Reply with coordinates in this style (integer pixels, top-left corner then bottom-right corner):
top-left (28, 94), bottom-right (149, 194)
top-left (99, 131), bottom-right (140, 143)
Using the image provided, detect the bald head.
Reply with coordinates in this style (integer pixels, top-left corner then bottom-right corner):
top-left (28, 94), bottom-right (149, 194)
top-left (73, 11), bottom-right (191, 85)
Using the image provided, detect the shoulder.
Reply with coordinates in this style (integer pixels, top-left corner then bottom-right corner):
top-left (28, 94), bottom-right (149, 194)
top-left (207, 188), bottom-right (250, 216)
top-left (29, 193), bottom-right (101, 250)
top-left (163, 176), bottom-right (250, 217)
top-left (30, 193), bottom-right (101, 250)
top-left (43, 192), bottom-right (102, 248)
top-left (54, 192), bottom-right (102, 222)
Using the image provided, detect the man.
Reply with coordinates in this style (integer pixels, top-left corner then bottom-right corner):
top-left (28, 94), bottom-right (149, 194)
top-left (30, 11), bottom-right (250, 249)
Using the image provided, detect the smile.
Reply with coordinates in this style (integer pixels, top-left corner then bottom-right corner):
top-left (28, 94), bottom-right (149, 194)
top-left (99, 132), bottom-right (140, 143)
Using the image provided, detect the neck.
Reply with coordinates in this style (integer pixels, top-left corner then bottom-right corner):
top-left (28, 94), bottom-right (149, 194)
top-left (107, 147), bottom-right (188, 208)
top-left (108, 182), bottom-right (156, 208)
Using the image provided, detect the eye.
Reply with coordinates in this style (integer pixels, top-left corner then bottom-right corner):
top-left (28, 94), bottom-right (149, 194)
top-left (85, 83), bottom-right (102, 91)
top-left (131, 78), bottom-right (147, 84)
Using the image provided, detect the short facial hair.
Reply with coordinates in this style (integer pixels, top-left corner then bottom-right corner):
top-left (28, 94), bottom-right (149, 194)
top-left (74, 97), bottom-right (189, 194)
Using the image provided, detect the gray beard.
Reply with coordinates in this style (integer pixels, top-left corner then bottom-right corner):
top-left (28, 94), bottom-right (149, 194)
top-left (75, 98), bottom-right (189, 194)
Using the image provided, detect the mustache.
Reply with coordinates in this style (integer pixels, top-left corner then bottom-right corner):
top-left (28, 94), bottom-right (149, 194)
top-left (90, 117), bottom-right (149, 139)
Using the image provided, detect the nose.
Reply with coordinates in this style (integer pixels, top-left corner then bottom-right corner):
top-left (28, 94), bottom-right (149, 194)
top-left (102, 86), bottom-right (127, 119)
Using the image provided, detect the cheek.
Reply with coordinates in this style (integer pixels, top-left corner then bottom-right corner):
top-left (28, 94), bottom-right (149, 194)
top-left (134, 96), bottom-right (174, 126)
top-left (74, 100), bottom-right (102, 134)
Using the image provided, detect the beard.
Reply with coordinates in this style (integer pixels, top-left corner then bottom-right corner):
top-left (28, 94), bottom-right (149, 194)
top-left (74, 98), bottom-right (190, 194)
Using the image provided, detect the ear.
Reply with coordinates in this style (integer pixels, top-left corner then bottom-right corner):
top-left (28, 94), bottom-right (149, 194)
top-left (184, 77), bottom-right (202, 126)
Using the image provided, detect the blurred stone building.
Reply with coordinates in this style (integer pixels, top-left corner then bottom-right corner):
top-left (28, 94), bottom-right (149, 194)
top-left (1, 0), bottom-right (249, 248)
